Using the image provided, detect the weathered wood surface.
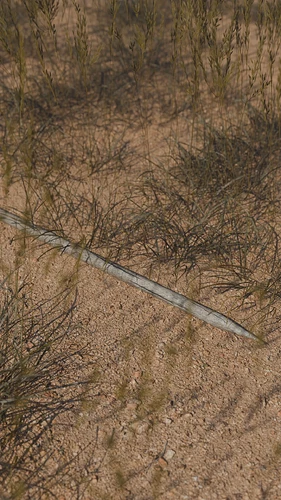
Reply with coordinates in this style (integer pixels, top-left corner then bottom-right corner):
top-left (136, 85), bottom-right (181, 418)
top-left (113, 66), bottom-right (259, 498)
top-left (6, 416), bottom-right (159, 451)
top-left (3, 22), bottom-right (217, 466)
top-left (0, 207), bottom-right (259, 341)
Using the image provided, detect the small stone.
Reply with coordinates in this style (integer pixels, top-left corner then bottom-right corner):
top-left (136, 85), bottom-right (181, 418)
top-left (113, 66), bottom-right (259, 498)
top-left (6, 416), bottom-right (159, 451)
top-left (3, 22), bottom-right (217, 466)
top-left (164, 449), bottom-right (175, 461)
top-left (158, 457), bottom-right (168, 468)
top-left (182, 412), bottom-right (193, 419)
top-left (131, 421), bottom-right (150, 434)
top-left (163, 417), bottom-right (173, 425)
top-left (136, 422), bottom-right (150, 434)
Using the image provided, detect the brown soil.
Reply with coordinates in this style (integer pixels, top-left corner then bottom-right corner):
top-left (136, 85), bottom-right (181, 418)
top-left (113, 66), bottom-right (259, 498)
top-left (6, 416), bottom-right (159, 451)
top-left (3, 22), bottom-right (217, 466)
top-left (1, 2), bottom-right (281, 499)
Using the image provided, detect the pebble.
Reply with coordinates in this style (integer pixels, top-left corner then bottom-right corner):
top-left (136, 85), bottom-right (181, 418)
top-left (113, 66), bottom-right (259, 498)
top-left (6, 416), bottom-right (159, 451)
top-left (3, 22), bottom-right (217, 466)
top-left (164, 449), bottom-right (176, 461)
top-left (158, 457), bottom-right (168, 468)
top-left (131, 421), bottom-right (150, 434)
top-left (163, 417), bottom-right (173, 425)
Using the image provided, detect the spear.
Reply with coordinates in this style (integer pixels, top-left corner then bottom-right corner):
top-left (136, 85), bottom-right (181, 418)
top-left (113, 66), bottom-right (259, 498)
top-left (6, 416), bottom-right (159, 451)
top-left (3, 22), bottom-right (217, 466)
top-left (0, 207), bottom-right (260, 341)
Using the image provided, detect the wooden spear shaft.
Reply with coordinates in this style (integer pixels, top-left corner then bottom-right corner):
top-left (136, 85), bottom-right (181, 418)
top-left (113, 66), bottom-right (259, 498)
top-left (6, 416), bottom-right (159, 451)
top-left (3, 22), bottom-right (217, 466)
top-left (0, 207), bottom-right (259, 341)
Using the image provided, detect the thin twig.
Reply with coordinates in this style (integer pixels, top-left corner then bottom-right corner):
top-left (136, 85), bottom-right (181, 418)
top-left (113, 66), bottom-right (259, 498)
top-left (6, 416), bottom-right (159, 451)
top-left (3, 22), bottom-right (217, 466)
top-left (0, 207), bottom-right (260, 341)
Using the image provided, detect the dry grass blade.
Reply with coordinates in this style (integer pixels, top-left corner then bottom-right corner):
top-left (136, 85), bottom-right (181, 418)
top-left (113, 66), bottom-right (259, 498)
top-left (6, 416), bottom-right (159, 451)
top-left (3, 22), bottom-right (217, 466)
top-left (0, 207), bottom-right (259, 342)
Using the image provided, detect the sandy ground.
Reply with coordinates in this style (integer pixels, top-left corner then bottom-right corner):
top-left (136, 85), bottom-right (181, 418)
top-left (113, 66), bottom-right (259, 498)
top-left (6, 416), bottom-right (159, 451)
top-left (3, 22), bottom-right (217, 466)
top-left (2, 128), bottom-right (281, 500)
top-left (1, 204), bottom-right (281, 500)
top-left (1, 2), bottom-right (281, 499)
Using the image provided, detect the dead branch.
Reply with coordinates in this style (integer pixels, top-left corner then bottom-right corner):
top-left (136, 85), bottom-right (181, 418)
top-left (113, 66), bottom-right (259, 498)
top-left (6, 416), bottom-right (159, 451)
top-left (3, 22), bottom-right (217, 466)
top-left (0, 207), bottom-right (259, 341)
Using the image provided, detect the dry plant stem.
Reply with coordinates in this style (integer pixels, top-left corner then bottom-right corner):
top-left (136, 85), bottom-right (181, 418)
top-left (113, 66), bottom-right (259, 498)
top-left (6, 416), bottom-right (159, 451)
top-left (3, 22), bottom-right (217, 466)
top-left (0, 207), bottom-right (258, 341)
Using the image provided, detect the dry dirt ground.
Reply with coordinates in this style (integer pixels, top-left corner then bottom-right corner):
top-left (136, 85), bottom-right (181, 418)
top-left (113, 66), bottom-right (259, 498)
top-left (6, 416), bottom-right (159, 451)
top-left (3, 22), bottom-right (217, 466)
top-left (2, 193), bottom-right (281, 500)
top-left (1, 2), bottom-right (281, 500)
top-left (2, 135), bottom-right (281, 500)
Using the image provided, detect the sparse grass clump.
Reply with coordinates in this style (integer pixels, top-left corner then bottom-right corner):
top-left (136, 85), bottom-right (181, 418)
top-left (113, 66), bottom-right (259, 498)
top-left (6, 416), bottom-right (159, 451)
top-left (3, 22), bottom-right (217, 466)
top-left (0, 276), bottom-right (94, 498)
